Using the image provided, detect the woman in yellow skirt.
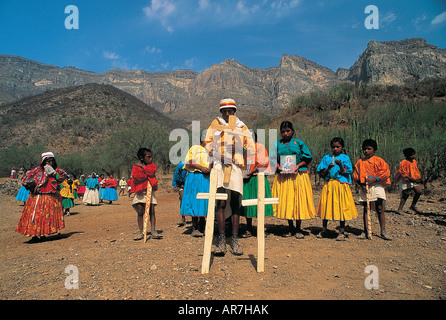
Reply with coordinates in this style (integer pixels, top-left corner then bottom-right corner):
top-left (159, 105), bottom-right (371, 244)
top-left (316, 137), bottom-right (358, 240)
top-left (271, 121), bottom-right (316, 238)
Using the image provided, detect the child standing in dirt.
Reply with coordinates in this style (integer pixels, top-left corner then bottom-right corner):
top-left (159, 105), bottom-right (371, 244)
top-left (353, 139), bottom-right (391, 240)
top-left (395, 148), bottom-right (422, 214)
top-left (270, 121), bottom-right (316, 239)
top-left (131, 148), bottom-right (161, 241)
top-left (316, 137), bottom-right (357, 240)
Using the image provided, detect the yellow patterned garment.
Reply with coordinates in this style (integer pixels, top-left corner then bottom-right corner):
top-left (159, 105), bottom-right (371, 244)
top-left (204, 117), bottom-right (254, 168)
top-left (183, 145), bottom-right (210, 172)
top-left (60, 180), bottom-right (75, 198)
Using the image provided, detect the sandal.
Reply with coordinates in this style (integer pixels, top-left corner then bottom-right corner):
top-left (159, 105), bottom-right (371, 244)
top-left (336, 233), bottom-right (347, 241)
top-left (191, 229), bottom-right (203, 237)
top-left (317, 231), bottom-right (327, 239)
top-left (229, 235), bottom-right (243, 255)
top-left (214, 234), bottom-right (226, 256)
top-left (150, 231), bottom-right (163, 239)
top-left (241, 229), bottom-right (253, 238)
top-left (380, 232), bottom-right (392, 241)
top-left (295, 232), bottom-right (304, 239)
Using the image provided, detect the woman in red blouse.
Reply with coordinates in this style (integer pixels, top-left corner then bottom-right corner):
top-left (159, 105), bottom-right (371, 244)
top-left (16, 152), bottom-right (68, 242)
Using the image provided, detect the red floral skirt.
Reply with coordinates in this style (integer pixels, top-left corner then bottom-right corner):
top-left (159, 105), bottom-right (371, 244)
top-left (16, 193), bottom-right (65, 237)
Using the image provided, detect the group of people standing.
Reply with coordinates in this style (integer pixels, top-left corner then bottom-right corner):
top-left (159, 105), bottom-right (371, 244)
top-left (172, 98), bottom-right (423, 256)
top-left (82, 173), bottom-right (123, 206)
top-left (14, 152), bottom-right (127, 242)
top-left (14, 98), bottom-right (422, 254)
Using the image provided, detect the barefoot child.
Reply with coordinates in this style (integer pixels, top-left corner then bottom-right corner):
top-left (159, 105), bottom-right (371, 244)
top-left (395, 148), bottom-right (422, 213)
top-left (353, 139), bottom-right (391, 240)
top-left (131, 148), bottom-right (161, 241)
top-left (316, 137), bottom-right (357, 240)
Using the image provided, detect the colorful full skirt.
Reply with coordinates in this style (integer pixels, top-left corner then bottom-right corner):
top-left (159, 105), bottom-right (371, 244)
top-left (102, 187), bottom-right (118, 201)
top-left (83, 188), bottom-right (99, 205)
top-left (62, 197), bottom-right (75, 209)
top-left (272, 172), bottom-right (316, 220)
top-left (77, 185), bottom-right (86, 195)
top-left (99, 187), bottom-right (105, 200)
top-left (16, 193), bottom-right (65, 237)
top-left (180, 171), bottom-right (210, 217)
top-left (242, 175), bottom-right (274, 218)
top-left (16, 186), bottom-right (30, 202)
top-left (316, 179), bottom-right (358, 221)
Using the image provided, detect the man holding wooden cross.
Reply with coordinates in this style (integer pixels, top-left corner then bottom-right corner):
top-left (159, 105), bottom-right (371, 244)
top-left (203, 98), bottom-right (255, 256)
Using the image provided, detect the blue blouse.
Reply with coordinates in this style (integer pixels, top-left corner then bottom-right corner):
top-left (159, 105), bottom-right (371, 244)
top-left (316, 153), bottom-right (353, 184)
top-left (172, 161), bottom-right (188, 187)
top-left (270, 138), bottom-right (312, 172)
top-left (86, 177), bottom-right (99, 189)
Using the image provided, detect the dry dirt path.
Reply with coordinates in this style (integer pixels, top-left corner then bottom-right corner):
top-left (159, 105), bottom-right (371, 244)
top-left (0, 176), bottom-right (445, 302)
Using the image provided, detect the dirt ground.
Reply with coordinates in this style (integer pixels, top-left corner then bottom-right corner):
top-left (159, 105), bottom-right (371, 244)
top-left (0, 175), bottom-right (445, 302)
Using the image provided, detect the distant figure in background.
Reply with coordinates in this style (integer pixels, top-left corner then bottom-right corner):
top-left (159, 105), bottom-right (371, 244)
top-left (15, 172), bottom-right (30, 205)
top-left (60, 175), bottom-right (75, 215)
top-left (16, 152), bottom-right (68, 242)
top-left (98, 174), bottom-right (106, 203)
top-left (119, 177), bottom-right (127, 196)
top-left (83, 173), bottom-right (100, 206)
top-left (10, 167), bottom-right (17, 180)
top-left (17, 168), bottom-right (25, 184)
top-left (77, 175), bottom-right (86, 199)
top-left (72, 174), bottom-right (80, 201)
top-left (395, 147), bottom-right (422, 214)
top-left (127, 176), bottom-right (133, 197)
top-left (103, 174), bottom-right (118, 204)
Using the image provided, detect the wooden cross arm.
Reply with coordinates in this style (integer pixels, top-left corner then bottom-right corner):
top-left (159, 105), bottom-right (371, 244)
top-left (196, 193), bottom-right (228, 201)
top-left (242, 198), bottom-right (279, 206)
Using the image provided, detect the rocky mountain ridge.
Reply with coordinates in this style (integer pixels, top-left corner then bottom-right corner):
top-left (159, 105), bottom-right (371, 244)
top-left (1, 38), bottom-right (445, 126)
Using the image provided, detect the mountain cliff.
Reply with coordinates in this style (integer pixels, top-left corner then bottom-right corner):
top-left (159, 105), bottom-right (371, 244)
top-left (344, 38), bottom-right (446, 85)
top-left (0, 38), bottom-right (445, 127)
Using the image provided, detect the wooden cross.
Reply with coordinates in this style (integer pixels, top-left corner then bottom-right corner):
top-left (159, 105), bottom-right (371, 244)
top-left (365, 182), bottom-right (372, 239)
top-left (143, 182), bottom-right (153, 243)
top-left (208, 115), bottom-right (253, 185)
top-left (241, 172), bottom-right (278, 273)
top-left (196, 168), bottom-right (228, 274)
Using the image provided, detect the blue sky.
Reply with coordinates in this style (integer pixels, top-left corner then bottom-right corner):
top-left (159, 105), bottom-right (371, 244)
top-left (1, 0), bottom-right (445, 74)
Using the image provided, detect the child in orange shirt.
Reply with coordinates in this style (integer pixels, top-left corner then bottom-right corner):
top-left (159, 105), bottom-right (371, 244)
top-left (395, 148), bottom-right (422, 214)
top-left (353, 139), bottom-right (391, 240)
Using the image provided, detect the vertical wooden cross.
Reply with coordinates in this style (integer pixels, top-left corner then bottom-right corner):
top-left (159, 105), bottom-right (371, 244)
top-left (209, 115), bottom-right (252, 184)
top-left (196, 168), bottom-right (228, 274)
top-left (143, 182), bottom-right (153, 243)
top-left (365, 182), bottom-right (373, 239)
top-left (241, 172), bottom-right (278, 273)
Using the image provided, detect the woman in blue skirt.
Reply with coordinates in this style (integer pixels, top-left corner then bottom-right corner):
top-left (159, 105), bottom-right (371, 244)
top-left (180, 137), bottom-right (211, 237)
